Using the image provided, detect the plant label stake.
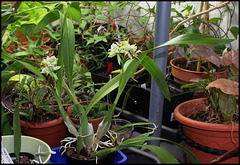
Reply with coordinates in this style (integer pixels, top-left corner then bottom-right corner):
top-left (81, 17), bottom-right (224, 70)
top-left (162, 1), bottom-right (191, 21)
top-left (1, 142), bottom-right (14, 164)
top-left (97, 26), bottom-right (107, 36)
top-left (107, 62), bottom-right (113, 73)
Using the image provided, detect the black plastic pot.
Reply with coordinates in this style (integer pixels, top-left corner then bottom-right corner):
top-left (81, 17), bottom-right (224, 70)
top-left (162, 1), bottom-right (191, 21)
top-left (65, 151), bottom-right (116, 164)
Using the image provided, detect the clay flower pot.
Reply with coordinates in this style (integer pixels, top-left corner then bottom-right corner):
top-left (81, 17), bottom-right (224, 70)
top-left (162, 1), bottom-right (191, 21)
top-left (170, 57), bottom-right (228, 98)
top-left (20, 107), bottom-right (72, 148)
top-left (174, 98), bottom-right (239, 164)
top-left (170, 57), bottom-right (228, 85)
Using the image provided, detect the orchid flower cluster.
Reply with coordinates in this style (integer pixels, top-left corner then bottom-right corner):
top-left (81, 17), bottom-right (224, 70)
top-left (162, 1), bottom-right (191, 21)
top-left (108, 40), bottom-right (141, 66)
top-left (40, 56), bottom-right (61, 80)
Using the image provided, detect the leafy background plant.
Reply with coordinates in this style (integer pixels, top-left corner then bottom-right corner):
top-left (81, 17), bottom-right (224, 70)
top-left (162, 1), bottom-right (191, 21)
top-left (1, 1), bottom-right (237, 163)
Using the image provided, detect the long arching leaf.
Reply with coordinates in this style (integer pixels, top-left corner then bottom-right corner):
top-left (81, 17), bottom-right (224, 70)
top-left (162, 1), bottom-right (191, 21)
top-left (141, 55), bottom-right (170, 101)
top-left (33, 10), bottom-right (60, 34)
top-left (158, 33), bottom-right (234, 47)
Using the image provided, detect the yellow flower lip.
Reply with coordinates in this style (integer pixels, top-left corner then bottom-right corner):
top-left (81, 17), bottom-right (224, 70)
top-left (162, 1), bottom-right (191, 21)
top-left (111, 69), bottom-right (121, 74)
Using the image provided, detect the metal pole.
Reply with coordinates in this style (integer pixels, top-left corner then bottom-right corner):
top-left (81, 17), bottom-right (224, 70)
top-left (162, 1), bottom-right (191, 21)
top-left (148, 1), bottom-right (171, 147)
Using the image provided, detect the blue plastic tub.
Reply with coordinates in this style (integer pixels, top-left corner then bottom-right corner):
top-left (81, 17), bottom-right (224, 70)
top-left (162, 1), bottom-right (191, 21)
top-left (50, 146), bottom-right (127, 164)
top-left (49, 146), bottom-right (67, 164)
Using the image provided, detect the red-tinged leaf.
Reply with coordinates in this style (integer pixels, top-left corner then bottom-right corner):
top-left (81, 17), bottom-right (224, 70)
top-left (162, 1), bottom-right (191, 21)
top-left (222, 50), bottom-right (239, 68)
top-left (189, 45), bottom-right (223, 67)
top-left (206, 78), bottom-right (239, 96)
top-left (210, 147), bottom-right (239, 164)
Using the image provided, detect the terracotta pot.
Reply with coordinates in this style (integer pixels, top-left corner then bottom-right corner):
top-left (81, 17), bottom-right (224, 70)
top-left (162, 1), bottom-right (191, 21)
top-left (69, 101), bottom-right (111, 131)
top-left (170, 57), bottom-right (228, 98)
top-left (20, 107), bottom-right (72, 148)
top-left (174, 98), bottom-right (239, 164)
top-left (15, 30), bottom-right (50, 44)
top-left (6, 44), bottom-right (54, 57)
top-left (1, 1), bottom-right (14, 4)
top-left (170, 57), bottom-right (228, 85)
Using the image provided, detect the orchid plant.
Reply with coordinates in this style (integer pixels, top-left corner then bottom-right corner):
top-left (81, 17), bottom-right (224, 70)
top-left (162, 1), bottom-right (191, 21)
top-left (33, 6), bottom-right (199, 163)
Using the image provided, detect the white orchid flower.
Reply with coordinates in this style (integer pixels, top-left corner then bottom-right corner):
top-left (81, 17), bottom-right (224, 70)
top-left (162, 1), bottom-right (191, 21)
top-left (108, 40), bottom-right (142, 66)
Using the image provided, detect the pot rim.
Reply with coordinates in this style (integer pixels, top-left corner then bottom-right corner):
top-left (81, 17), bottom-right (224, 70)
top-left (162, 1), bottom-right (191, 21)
top-left (20, 107), bottom-right (72, 129)
top-left (2, 135), bottom-right (51, 164)
top-left (174, 98), bottom-right (239, 131)
top-left (170, 57), bottom-right (227, 74)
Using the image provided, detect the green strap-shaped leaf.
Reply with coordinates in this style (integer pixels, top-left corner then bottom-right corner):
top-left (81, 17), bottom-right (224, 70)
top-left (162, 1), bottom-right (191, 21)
top-left (158, 33), bottom-right (234, 47)
top-left (143, 145), bottom-right (180, 163)
top-left (91, 133), bottom-right (201, 164)
top-left (141, 55), bottom-right (171, 101)
top-left (62, 18), bottom-right (75, 93)
top-left (115, 122), bottom-right (154, 132)
top-left (1, 107), bottom-right (13, 135)
top-left (8, 51), bottom-right (32, 58)
top-left (66, 6), bottom-right (81, 23)
top-left (13, 103), bottom-right (21, 163)
top-left (56, 12), bottom-right (65, 97)
top-left (34, 10), bottom-right (60, 34)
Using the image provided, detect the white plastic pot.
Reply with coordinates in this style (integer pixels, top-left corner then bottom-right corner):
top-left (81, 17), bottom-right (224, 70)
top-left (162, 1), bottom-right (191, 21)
top-left (1, 135), bottom-right (52, 164)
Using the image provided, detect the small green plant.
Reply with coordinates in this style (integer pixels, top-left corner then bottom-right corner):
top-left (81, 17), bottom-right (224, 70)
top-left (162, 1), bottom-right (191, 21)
top-left (4, 76), bottom-right (59, 123)
top-left (71, 53), bottom-right (95, 99)
top-left (74, 2), bottom-right (129, 71)
top-left (71, 102), bottom-right (108, 120)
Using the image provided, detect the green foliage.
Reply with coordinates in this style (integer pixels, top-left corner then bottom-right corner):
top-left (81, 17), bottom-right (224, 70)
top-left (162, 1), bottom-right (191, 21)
top-left (2, 1), bottom-right (236, 163)
top-left (230, 26), bottom-right (239, 40)
top-left (218, 90), bottom-right (237, 119)
top-left (181, 64), bottom-right (239, 122)
top-left (71, 102), bottom-right (108, 120)
top-left (1, 53), bottom-right (46, 97)
top-left (13, 102), bottom-right (21, 163)
top-left (1, 107), bottom-right (13, 136)
top-left (6, 76), bottom-right (56, 121)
